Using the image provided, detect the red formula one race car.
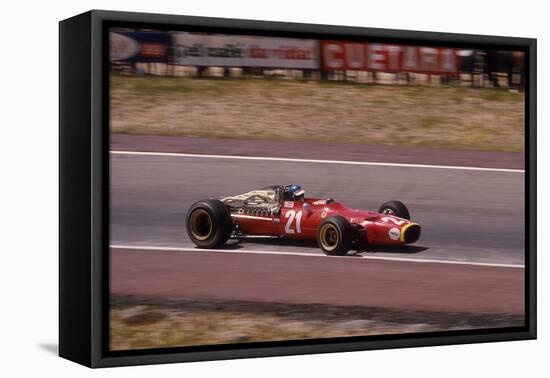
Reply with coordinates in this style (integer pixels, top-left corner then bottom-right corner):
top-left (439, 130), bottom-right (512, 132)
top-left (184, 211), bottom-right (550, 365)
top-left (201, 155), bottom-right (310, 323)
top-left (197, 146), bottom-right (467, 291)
top-left (186, 184), bottom-right (421, 256)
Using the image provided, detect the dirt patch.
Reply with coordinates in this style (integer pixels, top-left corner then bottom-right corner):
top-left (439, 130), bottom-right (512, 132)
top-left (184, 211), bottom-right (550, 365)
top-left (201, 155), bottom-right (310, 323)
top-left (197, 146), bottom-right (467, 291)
top-left (110, 296), bottom-right (524, 351)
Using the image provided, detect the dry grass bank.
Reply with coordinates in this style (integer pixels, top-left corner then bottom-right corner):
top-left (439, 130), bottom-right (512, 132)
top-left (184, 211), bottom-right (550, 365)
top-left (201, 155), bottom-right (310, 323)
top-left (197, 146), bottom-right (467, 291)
top-left (110, 75), bottom-right (524, 152)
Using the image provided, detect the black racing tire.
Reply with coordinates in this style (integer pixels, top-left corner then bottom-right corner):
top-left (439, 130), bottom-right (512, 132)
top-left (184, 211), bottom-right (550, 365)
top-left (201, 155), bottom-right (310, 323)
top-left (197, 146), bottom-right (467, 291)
top-left (378, 200), bottom-right (411, 220)
top-left (317, 215), bottom-right (353, 256)
top-left (186, 199), bottom-right (233, 248)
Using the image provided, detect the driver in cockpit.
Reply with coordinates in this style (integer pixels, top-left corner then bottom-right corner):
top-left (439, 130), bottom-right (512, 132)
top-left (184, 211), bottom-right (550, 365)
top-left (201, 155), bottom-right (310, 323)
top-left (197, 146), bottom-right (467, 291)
top-left (284, 184), bottom-right (305, 201)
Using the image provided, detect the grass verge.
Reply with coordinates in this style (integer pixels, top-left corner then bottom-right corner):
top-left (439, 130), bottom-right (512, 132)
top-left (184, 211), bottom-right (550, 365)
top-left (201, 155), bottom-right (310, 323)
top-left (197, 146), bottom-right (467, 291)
top-left (110, 74), bottom-right (525, 152)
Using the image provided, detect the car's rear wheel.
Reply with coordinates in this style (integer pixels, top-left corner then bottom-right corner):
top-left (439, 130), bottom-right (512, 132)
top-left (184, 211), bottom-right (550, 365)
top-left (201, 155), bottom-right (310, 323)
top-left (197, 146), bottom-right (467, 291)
top-left (186, 199), bottom-right (233, 248)
top-left (378, 200), bottom-right (411, 220)
top-left (317, 216), bottom-right (352, 256)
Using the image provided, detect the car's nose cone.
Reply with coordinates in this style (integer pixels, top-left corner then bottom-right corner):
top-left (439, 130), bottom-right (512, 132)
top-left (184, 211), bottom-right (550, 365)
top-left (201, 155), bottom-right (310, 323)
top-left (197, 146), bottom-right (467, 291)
top-left (401, 223), bottom-right (421, 243)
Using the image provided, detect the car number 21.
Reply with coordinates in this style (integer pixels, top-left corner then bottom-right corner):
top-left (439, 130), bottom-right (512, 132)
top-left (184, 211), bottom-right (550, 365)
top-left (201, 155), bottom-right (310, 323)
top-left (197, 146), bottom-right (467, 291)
top-left (284, 210), bottom-right (303, 234)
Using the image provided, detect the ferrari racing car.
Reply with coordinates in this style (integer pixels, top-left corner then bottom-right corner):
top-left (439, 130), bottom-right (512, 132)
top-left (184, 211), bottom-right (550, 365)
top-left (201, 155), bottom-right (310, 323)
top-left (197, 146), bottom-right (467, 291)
top-left (186, 185), bottom-right (421, 256)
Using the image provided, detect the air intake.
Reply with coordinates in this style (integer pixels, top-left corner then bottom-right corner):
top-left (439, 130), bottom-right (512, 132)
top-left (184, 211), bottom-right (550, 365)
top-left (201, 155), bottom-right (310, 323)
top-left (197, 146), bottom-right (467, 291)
top-left (403, 224), bottom-right (421, 243)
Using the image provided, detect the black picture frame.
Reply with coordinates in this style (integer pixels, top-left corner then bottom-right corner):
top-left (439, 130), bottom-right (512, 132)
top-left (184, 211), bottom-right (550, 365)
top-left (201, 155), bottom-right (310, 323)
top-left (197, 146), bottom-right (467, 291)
top-left (59, 9), bottom-right (537, 368)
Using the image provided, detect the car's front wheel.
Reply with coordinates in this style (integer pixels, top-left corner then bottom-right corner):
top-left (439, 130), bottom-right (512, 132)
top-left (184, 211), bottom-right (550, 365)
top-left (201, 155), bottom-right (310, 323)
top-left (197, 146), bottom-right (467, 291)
top-left (186, 199), bottom-right (233, 248)
top-left (317, 215), bottom-right (352, 256)
top-left (378, 200), bottom-right (411, 220)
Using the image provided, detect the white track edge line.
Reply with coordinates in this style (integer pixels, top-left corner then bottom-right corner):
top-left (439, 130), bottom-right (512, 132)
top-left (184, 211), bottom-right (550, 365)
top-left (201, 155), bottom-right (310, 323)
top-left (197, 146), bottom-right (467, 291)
top-left (110, 151), bottom-right (524, 173)
top-left (110, 245), bottom-right (524, 269)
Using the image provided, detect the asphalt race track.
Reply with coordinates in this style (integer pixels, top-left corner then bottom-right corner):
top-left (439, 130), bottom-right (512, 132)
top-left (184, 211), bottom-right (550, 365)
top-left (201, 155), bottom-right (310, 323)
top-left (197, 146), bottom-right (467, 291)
top-left (110, 149), bottom-right (525, 315)
top-left (111, 153), bottom-right (525, 265)
top-left (112, 248), bottom-right (524, 314)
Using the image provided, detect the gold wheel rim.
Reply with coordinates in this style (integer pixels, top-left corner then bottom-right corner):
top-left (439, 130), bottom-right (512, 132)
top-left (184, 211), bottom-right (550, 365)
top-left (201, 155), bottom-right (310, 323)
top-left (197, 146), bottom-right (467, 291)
top-left (189, 209), bottom-right (213, 241)
top-left (319, 223), bottom-right (339, 252)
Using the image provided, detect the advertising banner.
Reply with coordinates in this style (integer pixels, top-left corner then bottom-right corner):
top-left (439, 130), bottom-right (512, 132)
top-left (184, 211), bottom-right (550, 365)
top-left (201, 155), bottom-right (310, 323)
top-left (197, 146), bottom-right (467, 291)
top-left (321, 41), bottom-right (458, 74)
top-left (173, 33), bottom-right (319, 69)
top-left (110, 32), bottom-right (171, 63)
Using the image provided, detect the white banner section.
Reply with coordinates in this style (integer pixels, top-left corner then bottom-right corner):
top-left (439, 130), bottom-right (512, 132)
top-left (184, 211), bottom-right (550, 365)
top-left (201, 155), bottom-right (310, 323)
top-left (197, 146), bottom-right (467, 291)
top-left (173, 33), bottom-right (319, 69)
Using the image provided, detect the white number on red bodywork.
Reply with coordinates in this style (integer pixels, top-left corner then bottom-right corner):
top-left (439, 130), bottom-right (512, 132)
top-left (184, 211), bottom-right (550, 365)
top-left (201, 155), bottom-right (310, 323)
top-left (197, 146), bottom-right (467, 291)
top-left (284, 210), bottom-right (303, 234)
top-left (381, 216), bottom-right (406, 226)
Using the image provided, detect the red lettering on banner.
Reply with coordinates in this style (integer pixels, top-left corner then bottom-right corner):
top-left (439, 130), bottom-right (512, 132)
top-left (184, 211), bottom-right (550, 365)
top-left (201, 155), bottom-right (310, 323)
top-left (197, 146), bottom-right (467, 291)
top-left (321, 41), bottom-right (457, 74)
top-left (441, 49), bottom-right (456, 71)
top-left (386, 45), bottom-right (402, 70)
top-left (249, 47), bottom-right (312, 60)
top-left (402, 46), bottom-right (419, 71)
top-left (368, 44), bottom-right (386, 70)
top-left (420, 47), bottom-right (439, 71)
top-left (323, 43), bottom-right (345, 69)
top-left (249, 47), bottom-right (268, 58)
top-left (345, 44), bottom-right (365, 69)
top-left (140, 43), bottom-right (165, 58)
